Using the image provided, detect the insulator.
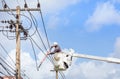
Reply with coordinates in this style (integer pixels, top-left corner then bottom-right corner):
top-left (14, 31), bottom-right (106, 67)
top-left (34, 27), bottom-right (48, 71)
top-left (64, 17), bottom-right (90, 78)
top-left (9, 25), bottom-right (13, 29)
top-left (1, 20), bottom-right (4, 23)
top-left (24, 3), bottom-right (28, 8)
top-left (37, 3), bottom-right (40, 8)
top-left (6, 26), bottom-right (9, 28)
top-left (4, 20), bottom-right (7, 23)
top-left (4, 4), bottom-right (7, 8)
top-left (19, 24), bottom-right (23, 29)
top-left (24, 31), bottom-right (28, 37)
top-left (10, 30), bottom-right (12, 32)
top-left (7, 21), bottom-right (10, 23)
top-left (10, 20), bottom-right (14, 24)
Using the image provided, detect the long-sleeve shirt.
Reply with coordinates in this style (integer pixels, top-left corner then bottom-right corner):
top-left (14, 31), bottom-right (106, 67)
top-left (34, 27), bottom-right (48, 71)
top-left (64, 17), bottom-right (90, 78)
top-left (50, 45), bottom-right (61, 54)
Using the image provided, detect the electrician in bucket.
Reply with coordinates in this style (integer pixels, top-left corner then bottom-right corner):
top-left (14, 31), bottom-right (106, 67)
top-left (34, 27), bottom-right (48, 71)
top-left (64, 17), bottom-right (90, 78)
top-left (49, 42), bottom-right (69, 69)
top-left (49, 42), bottom-right (62, 54)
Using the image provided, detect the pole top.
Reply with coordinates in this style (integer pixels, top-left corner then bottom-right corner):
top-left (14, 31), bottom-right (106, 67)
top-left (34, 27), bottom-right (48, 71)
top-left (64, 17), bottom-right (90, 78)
top-left (17, 6), bottom-right (20, 9)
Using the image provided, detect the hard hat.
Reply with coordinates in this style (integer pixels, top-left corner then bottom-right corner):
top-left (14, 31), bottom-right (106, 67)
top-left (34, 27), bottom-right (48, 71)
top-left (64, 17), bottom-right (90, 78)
top-left (53, 42), bottom-right (58, 46)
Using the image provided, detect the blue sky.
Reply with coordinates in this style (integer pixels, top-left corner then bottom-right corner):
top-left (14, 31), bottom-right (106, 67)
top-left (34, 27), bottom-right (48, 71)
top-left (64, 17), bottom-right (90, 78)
top-left (1, 0), bottom-right (120, 79)
top-left (45, 0), bottom-right (120, 57)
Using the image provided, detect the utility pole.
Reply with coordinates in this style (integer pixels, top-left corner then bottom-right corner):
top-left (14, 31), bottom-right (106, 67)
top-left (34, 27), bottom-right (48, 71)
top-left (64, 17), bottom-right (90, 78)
top-left (16, 6), bottom-right (21, 79)
top-left (56, 70), bottom-right (58, 79)
top-left (0, 6), bottom-right (40, 79)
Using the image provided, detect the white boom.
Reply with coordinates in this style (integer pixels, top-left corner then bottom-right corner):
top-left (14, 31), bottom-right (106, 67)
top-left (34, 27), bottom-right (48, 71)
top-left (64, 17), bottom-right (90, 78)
top-left (72, 53), bottom-right (120, 64)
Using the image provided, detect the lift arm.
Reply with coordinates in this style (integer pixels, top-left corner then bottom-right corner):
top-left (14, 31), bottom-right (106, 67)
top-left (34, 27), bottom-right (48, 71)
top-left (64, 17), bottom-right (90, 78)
top-left (72, 53), bottom-right (120, 64)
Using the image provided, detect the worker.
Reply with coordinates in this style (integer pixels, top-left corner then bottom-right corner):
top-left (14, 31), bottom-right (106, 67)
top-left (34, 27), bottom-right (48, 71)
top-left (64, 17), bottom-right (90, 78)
top-left (49, 42), bottom-right (70, 69)
top-left (49, 42), bottom-right (62, 54)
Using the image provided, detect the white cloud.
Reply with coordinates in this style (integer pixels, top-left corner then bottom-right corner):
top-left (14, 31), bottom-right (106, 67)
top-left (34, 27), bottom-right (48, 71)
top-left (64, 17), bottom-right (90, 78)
top-left (5, 49), bottom-right (54, 79)
top-left (85, 1), bottom-right (120, 32)
top-left (47, 15), bottom-right (61, 29)
top-left (111, 37), bottom-right (120, 58)
top-left (66, 60), bottom-right (120, 79)
top-left (40, 0), bottom-right (81, 13)
top-left (0, 0), bottom-right (81, 32)
top-left (2, 42), bottom-right (120, 79)
top-left (47, 15), bottom-right (70, 29)
top-left (2, 1), bottom-right (120, 79)
top-left (64, 37), bottom-right (120, 79)
top-left (111, 0), bottom-right (120, 3)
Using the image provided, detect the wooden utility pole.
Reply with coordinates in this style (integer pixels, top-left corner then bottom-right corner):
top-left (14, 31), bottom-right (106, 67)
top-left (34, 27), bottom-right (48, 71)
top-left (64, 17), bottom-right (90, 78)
top-left (0, 6), bottom-right (40, 79)
top-left (56, 70), bottom-right (58, 79)
top-left (16, 6), bottom-right (21, 79)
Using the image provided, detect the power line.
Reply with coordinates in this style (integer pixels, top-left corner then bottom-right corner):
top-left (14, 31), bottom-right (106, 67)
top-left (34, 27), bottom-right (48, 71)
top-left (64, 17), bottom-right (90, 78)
top-left (28, 11), bottom-right (48, 50)
top-left (0, 63), bottom-right (15, 76)
top-left (19, 2), bottom-right (55, 72)
top-left (30, 34), bottom-right (66, 79)
top-left (2, 0), bottom-right (16, 18)
top-left (36, 2), bottom-right (66, 78)
top-left (29, 36), bottom-right (44, 53)
top-left (59, 72), bottom-right (66, 79)
top-left (29, 38), bottom-right (38, 70)
top-left (26, 11), bottom-right (38, 37)
top-left (20, 14), bottom-right (33, 30)
top-left (0, 1), bottom-right (66, 79)
top-left (27, 10), bottom-right (55, 67)
top-left (0, 56), bottom-right (15, 72)
top-left (37, 3), bottom-right (66, 79)
top-left (23, 1), bottom-right (50, 51)
top-left (0, 71), bottom-right (8, 76)
top-left (38, 7), bottom-right (50, 49)
top-left (0, 42), bottom-right (15, 66)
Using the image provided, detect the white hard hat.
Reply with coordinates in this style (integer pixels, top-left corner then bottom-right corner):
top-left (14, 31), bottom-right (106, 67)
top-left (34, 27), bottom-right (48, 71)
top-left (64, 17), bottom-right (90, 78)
top-left (53, 42), bottom-right (58, 46)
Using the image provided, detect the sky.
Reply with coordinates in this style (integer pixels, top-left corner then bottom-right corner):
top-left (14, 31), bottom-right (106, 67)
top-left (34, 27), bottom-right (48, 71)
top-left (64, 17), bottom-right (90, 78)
top-left (0, 0), bottom-right (120, 79)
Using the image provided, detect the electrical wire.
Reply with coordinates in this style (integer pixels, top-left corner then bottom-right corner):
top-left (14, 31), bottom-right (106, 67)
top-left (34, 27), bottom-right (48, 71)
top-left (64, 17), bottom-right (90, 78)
top-left (1, 1), bottom-right (66, 79)
top-left (29, 38), bottom-right (38, 70)
top-left (2, 28), bottom-right (16, 40)
top-left (0, 42), bottom-right (15, 67)
top-left (0, 63), bottom-right (15, 75)
top-left (29, 35), bottom-right (66, 79)
top-left (27, 11), bottom-right (38, 37)
top-left (37, 2), bottom-right (66, 79)
top-left (20, 13), bottom-right (33, 30)
top-left (24, 0), bottom-right (27, 3)
top-left (28, 36), bottom-right (44, 53)
top-left (22, 1), bottom-right (49, 51)
top-left (38, 7), bottom-right (50, 49)
top-left (28, 36), bottom-right (54, 66)
top-left (21, 71), bottom-right (30, 79)
top-left (59, 71), bottom-right (66, 79)
top-left (36, 1), bottom-right (56, 63)
top-left (0, 71), bottom-right (8, 76)
top-left (36, 1), bottom-right (66, 79)
top-left (27, 11), bottom-right (53, 65)
top-left (0, 57), bottom-right (15, 72)
top-left (28, 11), bottom-right (48, 50)
top-left (1, 1), bottom-right (23, 42)
top-left (29, 36), bottom-right (54, 65)
top-left (1, 14), bottom-right (32, 40)
top-left (24, 0), bottom-right (50, 53)
top-left (37, 0), bottom-right (40, 3)
top-left (1, 1), bottom-right (34, 78)
top-left (16, 0), bottom-right (20, 5)
top-left (2, 0), bottom-right (16, 18)
top-left (37, 6), bottom-right (66, 79)
top-left (27, 10), bottom-right (55, 65)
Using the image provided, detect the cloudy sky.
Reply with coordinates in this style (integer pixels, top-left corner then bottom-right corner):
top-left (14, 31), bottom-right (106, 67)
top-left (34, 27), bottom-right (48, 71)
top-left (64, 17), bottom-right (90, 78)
top-left (0, 0), bottom-right (120, 79)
